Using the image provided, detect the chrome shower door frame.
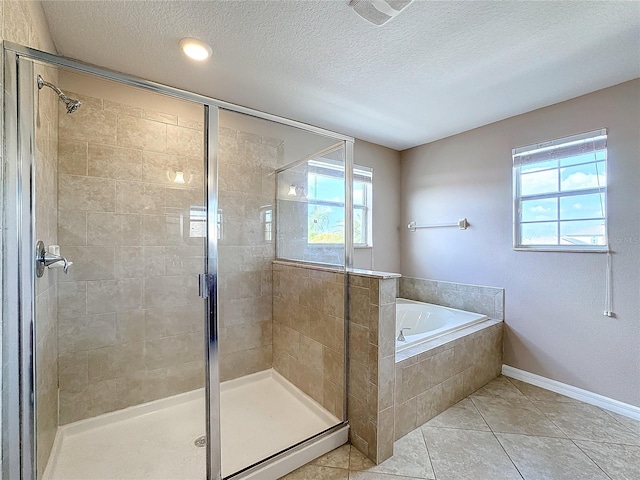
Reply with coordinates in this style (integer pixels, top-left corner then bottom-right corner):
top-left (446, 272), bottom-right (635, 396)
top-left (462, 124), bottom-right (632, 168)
top-left (3, 48), bottom-right (37, 480)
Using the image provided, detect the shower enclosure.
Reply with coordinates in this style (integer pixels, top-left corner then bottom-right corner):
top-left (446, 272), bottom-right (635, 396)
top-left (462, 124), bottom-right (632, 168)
top-left (2, 43), bottom-right (353, 480)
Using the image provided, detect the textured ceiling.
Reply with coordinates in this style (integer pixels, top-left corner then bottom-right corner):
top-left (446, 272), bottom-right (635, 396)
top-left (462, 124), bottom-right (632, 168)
top-left (41, 1), bottom-right (640, 150)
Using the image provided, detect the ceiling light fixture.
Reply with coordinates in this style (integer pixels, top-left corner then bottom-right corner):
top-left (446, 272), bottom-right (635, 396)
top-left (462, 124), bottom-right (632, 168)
top-left (180, 38), bottom-right (212, 61)
top-left (349, 0), bottom-right (414, 26)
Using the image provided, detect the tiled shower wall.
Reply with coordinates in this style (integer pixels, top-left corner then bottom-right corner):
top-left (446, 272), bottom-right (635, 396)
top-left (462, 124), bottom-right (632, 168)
top-left (34, 63), bottom-right (60, 476)
top-left (56, 89), bottom-right (206, 423)
top-left (217, 126), bottom-right (281, 381)
top-left (272, 261), bottom-right (345, 419)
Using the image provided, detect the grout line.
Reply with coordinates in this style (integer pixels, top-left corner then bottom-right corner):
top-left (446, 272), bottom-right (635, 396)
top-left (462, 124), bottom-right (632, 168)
top-left (503, 375), bottom-right (621, 478)
top-left (468, 395), bottom-right (525, 479)
top-left (570, 439), bottom-right (614, 480)
top-left (600, 408), bottom-right (640, 436)
top-left (418, 424), bottom-right (438, 480)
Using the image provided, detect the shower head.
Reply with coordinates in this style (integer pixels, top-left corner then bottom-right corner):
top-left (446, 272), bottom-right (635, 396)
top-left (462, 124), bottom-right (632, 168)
top-left (37, 75), bottom-right (82, 114)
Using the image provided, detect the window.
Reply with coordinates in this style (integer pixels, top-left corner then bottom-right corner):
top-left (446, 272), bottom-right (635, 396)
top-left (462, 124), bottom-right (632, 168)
top-left (307, 160), bottom-right (373, 246)
top-left (513, 129), bottom-right (607, 251)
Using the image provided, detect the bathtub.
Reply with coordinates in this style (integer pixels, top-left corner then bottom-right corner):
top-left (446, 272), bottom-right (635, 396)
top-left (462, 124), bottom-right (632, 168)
top-left (395, 298), bottom-right (488, 352)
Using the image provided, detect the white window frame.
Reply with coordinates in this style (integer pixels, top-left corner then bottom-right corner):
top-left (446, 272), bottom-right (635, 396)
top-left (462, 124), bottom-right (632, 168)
top-left (306, 161), bottom-right (373, 247)
top-left (513, 129), bottom-right (608, 252)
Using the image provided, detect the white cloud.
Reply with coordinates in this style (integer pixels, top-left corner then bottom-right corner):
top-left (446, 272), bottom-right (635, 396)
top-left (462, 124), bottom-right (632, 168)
top-left (561, 172), bottom-right (606, 191)
top-left (531, 206), bottom-right (549, 213)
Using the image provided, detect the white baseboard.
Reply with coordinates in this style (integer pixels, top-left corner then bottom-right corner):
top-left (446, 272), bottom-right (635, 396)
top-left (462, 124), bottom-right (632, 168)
top-left (502, 365), bottom-right (640, 421)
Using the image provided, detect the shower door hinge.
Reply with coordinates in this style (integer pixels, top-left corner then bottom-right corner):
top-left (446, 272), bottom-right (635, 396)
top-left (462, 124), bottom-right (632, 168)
top-left (199, 273), bottom-right (214, 298)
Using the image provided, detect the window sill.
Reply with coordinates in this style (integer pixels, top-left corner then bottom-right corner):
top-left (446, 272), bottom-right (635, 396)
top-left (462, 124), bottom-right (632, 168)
top-left (513, 247), bottom-right (609, 253)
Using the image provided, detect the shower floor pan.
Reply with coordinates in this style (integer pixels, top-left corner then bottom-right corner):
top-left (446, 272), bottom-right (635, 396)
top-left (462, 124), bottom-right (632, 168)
top-left (44, 369), bottom-right (345, 480)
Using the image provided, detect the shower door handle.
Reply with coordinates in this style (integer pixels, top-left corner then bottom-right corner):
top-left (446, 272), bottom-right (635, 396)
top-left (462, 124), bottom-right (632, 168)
top-left (199, 273), bottom-right (215, 298)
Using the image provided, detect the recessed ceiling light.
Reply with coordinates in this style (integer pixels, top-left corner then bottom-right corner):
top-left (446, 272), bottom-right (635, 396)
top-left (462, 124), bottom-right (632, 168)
top-left (180, 38), bottom-right (212, 61)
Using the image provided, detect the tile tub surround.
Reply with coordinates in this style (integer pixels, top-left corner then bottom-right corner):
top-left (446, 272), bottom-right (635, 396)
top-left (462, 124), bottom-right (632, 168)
top-left (56, 89), bottom-right (207, 424)
top-left (394, 320), bottom-right (503, 440)
top-left (399, 277), bottom-right (504, 320)
top-left (282, 375), bottom-right (640, 480)
top-left (217, 126), bottom-right (282, 382)
top-left (347, 271), bottom-right (399, 464)
top-left (272, 261), bottom-right (346, 419)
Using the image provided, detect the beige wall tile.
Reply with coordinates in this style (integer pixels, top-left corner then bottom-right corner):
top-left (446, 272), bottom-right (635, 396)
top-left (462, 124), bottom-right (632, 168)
top-left (378, 303), bottom-right (396, 357)
top-left (59, 106), bottom-right (117, 146)
top-left (349, 322), bottom-right (369, 365)
top-left (59, 174), bottom-right (116, 212)
top-left (166, 361), bottom-right (205, 395)
top-left (220, 296), bottom-right (271, 327)
top-left (59, 138), bottom-right (88, 175)
top-left (59, 246), bottom-right (115, 282)
top-left (379, 278), bottom-right (396, 305)
top-left (58, 313), bottom-right (117, 354)
top-left (145, 333), bottom-right (201, 370)
top-left (58, 351), bottom-right (89, 391)
top-left (116, 310), bottom-right (145, 343)
top-left (143, 109), bottom-right (177, 125)
top-left (59, 379), bottom-right (117, 424)
top-left (219, 162), bottom-right (262, 193)
top-left (323, 346), bottom-right (344, 383)
top-left (220, 321), bottom-right (272, 355)
top-left (88, 342), bottom-right (145, 382)
top-left (88, 144), bottom-right (142, 180)
top-left (58, 210), bottom-right (87, 246)
top-left (115, 368), bottom-right (167, 410)
top-left (395, 397), bottom-right (418, 441)
top-left (350, 286), bottom-right (371, 327)
top-left (322, 281), bottom-right (344, 317)
top-left (290, 302), bottom-right (310, 336)
top-left (86, 278), bottom-right (143, 314)
top-left (115, 246), bottom-right (165, 278)
top-left (243, 345), bottom-right (273, 375)
top-left (377, 406), bottom-right (395, 462)
top-left (117, 114), bottom-right (167, 152)
top-left (116, 180), bottom-right (165, 214)
top-left (178, 117), bottom-right (204, 130)
top-left (165, 187), bottom-right (203, 209)
top-left (104, 100), bottom-right (141, 117)
top-left (142, 275), bottom-right (199, 309)
top-left (273, 322), bottom-right (299, 359)
top-left (167, 124), bottom-right (204, 158)
top-left (57, 281), bottom-right (87, 318)
top-left (349, 360), bottom-right (370, 404)
top-left (378, 355), bottom-right (395, 411)
top-left (87, 212), bottom-right (142, 246)
top-left (142, 151), bottom-right (178, 184)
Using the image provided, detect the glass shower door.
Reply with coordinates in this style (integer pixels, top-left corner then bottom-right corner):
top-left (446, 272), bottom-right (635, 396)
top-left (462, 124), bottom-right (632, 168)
top-left (4, 52), bottom-right (214, 480)
top-left (215, 109), bottom-right (349, 478)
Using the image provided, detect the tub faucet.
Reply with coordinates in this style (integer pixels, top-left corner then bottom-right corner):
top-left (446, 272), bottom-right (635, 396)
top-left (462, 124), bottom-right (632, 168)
top-left (397, 327), bottom-right (411, 342)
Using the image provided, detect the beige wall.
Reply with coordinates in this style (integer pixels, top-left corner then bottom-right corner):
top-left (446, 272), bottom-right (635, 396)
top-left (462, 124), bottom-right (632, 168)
top-left (354, 140), bottom-right (401, 273)
top-left (400, 80), bottom-right (640, 407)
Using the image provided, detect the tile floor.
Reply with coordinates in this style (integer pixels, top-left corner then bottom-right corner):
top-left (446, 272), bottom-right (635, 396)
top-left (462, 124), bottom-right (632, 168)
top-left (281, 376), bottom-right (640, 480)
